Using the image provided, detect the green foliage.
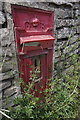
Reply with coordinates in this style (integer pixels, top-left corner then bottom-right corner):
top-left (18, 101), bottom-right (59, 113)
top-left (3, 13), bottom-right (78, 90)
top-left (2, 38), bottom-right (80, 120)
top-left (3, 51), bottom-right (79, 120)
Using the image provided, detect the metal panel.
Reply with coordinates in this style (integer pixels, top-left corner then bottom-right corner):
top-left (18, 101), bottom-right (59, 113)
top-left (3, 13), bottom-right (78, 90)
top-left (11, 4), bottom-right (55, 97)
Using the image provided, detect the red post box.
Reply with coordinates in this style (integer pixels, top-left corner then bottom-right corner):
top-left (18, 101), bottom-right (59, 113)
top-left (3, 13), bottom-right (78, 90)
top-left (11, 5), bottom-right (55, 97)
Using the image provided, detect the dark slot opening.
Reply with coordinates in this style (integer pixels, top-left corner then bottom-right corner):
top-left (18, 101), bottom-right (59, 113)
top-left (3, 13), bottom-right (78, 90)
top-left (34, 59), bottom-right (37, 68)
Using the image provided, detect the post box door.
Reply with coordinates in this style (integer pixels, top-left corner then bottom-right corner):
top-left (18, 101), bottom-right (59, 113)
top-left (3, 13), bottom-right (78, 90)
top-left (24, 54), bottom-right (48, 97)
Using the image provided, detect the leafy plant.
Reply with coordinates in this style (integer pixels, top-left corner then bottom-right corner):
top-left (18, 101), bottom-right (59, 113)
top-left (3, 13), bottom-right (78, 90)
top-left (2, 50), bottom-right (80, 120)
top-left (2, 32), bottom-right (80, 119)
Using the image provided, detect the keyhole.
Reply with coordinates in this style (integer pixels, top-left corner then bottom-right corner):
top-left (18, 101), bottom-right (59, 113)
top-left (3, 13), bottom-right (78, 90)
top-left (34, 59), bottom-right (37, 68)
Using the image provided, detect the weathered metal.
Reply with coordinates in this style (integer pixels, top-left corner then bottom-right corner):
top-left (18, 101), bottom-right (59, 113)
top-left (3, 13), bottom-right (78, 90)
top-left (11, 4), bottom-right (55, 97)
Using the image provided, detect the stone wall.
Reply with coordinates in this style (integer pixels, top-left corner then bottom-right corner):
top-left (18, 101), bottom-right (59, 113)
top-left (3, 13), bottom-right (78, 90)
top-left (0, 2), bottom-right (20, 110)
top-left (0, 1), bottom-right (80, 111)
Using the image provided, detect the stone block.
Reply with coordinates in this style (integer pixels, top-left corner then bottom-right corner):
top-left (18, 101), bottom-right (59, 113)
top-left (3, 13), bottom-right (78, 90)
top-left (1, 41), bottom-right (16, 58)
top-left (3, 86), bottom-right (17, 97)
top-left (79, 35), bottom-right (80, 40)
top-left (56, 19), bottom-right (78, 28)
top-left (11, 42), bottom-right (16, 53)
top-left (27, 2), bottom-right (54, 11)
top-left (6, 14), bottom-right (15, 43)
top-left (70, 27), bottom-right (77, 35)
top-left (74, 48), bottom-right (79, 54)
top-left (54, 41), bottom-right (68, 52)
top-left (63, 46), bottom-right (70, 55)
top-left (57, 26), bottom-right (77, 40)
top-left (0, 73), bottom-right (3, 82)
top-left (0, 92), bottom-right (2, 100)
top-left (1, 14), bottom-right (15, 50)
top-left (0, 28), bottom-right (12, 47)
top-left (73, 3), bottom-right (79, 9)
top-left (0, 47), bottom-right (2, 56)
top-left (4, 2), bottom-right (54, 14)
top-left (56, 41), bottom-right (68, 50)
top-left (57, 27), bottom-right (70, 39)
top-left (54, 57), bottom-right (60, 63)
top-left (69, 35), bottom-right (79, 44)
top-left (77, 17), bottom-right (80, 25)
top-left (0, 83), bottom-right (2, 93)
top-left (0, 28), bottom-right (8, 38)
top-left (69, 48), bottom-right (79, 57)
top-left (77, 26), bottom-right (80, 34)
top-left (0, 81), bottom-right (11, 92)
top-left (4, 2), bottom-right (11, 14)
top-left (2, 59), bottom-right (15, 72)
top-left (2, 94), bottom-right (16, 108)
top-left (78, 9), bottom-right (80, 16)
top-left (54, 45), bottom-right (58, 51)
top-left (1, 56), bottom-right (12, 62)
top-left (0, 2), bottom-right (3, 11)
top-left (0, 113), bottom-right (2, 120)
top-left (55, 8), bottom-right (72, 19)
top-left (2, 47), bottom-right (14, 57)
top-left (54, 51), bottom-right (61, 58)
top-left (0, 11), bottom-right (5, 24)
top-left (63, 42), bottom-right (79, 55)
top-left (6, 13), bottom-right (14, 29)
top-left (62, 66), bottom-right (71, 75)
top-left (0, 71), bottom-right (14, 82)
top-left (55, 61), bottom-right (64, 71)
top-left (55, 41), bottom-right (66, 46)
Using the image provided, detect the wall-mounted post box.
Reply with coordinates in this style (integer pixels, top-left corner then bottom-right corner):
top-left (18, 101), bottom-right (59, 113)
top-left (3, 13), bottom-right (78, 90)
top-left (12, 5), bottom-right (55, 97)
